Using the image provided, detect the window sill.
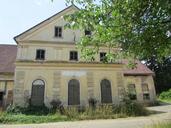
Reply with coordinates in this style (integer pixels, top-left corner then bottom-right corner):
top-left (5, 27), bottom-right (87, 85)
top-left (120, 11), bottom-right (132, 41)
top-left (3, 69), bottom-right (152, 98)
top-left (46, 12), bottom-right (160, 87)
top-left (143, 99), bottom-right (151, 101)
top-left (53, 36), bottom-right (63, 39)
top-left (35, 59), bottom-right (45, 62)
top-left (69, 60), bottom-right (79, 62)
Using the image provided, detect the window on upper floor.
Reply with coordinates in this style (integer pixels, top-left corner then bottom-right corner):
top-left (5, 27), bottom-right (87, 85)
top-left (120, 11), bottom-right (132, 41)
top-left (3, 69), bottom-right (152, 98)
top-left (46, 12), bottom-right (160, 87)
top-left (55, 26), bottom-right (62, 38)
top-left (100, 52), bottom-right (107, 62)
top-left (70, 51), bottom-right (78, 61)
top-left (85, 30), bottom-right (91, 36)
top-left (36, 49), bottom-right (45, 60)
top-left (127, 84), bottom-right (137, 100)
top-left (142, 83), bottom-right (150, 100)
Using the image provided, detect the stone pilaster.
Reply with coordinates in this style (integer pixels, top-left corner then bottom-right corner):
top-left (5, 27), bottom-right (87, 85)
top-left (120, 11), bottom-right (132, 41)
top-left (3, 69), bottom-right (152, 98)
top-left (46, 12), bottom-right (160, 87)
top-left (53, 71), bottom-right (61, 100)
top-left (116, 72), bottom-right (125, 101)
top-left (87, 72), bottom-right (94, 98)
top-left (13, 71), bottom-right (25, 106)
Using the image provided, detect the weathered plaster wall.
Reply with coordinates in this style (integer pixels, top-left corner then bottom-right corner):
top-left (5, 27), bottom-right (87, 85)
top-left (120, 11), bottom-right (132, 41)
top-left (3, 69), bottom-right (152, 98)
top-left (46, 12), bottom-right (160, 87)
top-left (13, 64), bottom-right (124, 107)
top-left (16, 42), bottom-right (118, 62)
top-left (0, 74), bottom-right (14, 107)
top-left (124, 75), bottom-right (156, 102)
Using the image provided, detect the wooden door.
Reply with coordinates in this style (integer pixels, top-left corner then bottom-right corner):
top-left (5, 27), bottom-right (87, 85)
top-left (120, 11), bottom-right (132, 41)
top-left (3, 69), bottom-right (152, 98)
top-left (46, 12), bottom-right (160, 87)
top-left (31, 79), bottom-right (45, 106)
top-left (68, 79), bottom-right (80, 105)
top-left (101, 79), bottom-right (112, 104)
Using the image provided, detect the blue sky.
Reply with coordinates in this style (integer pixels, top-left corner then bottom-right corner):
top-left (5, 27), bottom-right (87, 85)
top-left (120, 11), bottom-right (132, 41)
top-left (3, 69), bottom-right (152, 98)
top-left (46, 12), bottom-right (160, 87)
top-left (0, 0), bottom-right (68, 45)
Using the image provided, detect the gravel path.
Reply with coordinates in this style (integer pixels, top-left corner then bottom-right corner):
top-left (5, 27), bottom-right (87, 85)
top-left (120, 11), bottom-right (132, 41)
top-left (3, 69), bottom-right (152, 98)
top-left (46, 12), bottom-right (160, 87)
top-left (0, 105), bottom-right (171, 128)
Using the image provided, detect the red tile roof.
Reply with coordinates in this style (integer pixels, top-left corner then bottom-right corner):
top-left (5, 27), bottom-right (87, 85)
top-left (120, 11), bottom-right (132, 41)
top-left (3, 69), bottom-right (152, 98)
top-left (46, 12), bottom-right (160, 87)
top-left (123, 60), bottom-right (154, 75)
top-left (0, 45), bottom-right (17, 73)
top-left (0, 45), bottom-right (153, 75)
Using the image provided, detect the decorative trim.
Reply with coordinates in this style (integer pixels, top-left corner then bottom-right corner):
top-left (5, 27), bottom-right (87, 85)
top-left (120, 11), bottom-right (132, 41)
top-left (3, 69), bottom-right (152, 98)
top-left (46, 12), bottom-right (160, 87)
top-left (15, 61), bottom-right (124, 68)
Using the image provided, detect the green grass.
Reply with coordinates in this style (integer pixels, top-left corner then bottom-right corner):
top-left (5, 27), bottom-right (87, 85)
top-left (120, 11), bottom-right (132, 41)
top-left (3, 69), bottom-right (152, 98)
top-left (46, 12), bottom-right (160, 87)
top-left (0, 113), bottom-right (69, 124)
top-left (0, 106), bottom-right (130, 124)
top-left (146, 122), bottom-right (171, 128)
top-left (0, 111), bottom-right (128, 124)
top-left (0, 99), bottom-right (150, 124)
top-left (159, 99), bottom-right (171, 104)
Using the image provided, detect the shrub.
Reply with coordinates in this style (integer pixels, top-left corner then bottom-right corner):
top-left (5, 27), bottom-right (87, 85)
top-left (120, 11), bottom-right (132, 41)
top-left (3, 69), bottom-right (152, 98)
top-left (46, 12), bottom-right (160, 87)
top-left (6, 105), bottom-right (51, 115)
top-left (159, 89), bottom-right (171, 100)
top-left (64, 106), bottom-right (79, 119)
top-left (0, 114), bottom-right (68, 124)
top-left (22, 106), bottom-right (51, 115)
top-left (120, 98), bottom-right (148, 116)
top-left (77, 105), bottom-right (86, 113)
top-left (50, 99), bottom-right (67, 115)
top-left (6, 105), bottom-right (23, 114)
top-left (62, 99), bottom-right (148, 120)
top-left (113, 101), bottom-right (148, 116)
top-left (50, 99), bottom-right (62, 110)
top-left (78, 105), bottom-right (115, 120)
top-left (88, 98), bottom-right (97, 109)
top-left (4, 98), bottom-right (148, 123)
top-left (143, 100), bottom-right (160, 107)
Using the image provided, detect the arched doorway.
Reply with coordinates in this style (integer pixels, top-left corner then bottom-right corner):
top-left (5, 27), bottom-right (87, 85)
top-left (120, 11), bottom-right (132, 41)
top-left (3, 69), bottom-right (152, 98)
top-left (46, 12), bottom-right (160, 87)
top-left (31, 79), bottom-right (45, 106)
top-left (101, 79), bottom-right (112, 104)
top-left (68, 79), bottom-right (80, 105)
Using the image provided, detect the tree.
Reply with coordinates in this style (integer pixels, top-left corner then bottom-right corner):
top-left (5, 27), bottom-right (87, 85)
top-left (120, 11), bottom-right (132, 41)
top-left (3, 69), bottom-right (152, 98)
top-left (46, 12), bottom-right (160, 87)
top-left (63, 0), bottom-right (171, 62)
top-left (145, 56), bottom-right (171, 93)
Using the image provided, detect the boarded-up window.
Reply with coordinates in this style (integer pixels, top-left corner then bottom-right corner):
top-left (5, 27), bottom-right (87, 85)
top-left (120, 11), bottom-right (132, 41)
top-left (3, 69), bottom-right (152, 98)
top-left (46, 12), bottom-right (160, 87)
top-left (6, 90), bottom-right (13, 105)
top-left (0, 92), bottom-right (4, 106)
top-left (0, 82), bottom-right (5, 92)
top-left (142, 83), bottom-right (150, 100)
top-left (68, 79), bottom-right (80, 105)
top-left (101, 79), bottom-right (112, 104)
top-left (128, 84), bottom-right (137, 100)
top-left (0, 81), bottom-right (6, 106)
top-left (31, 79), bottom-right (45, 106)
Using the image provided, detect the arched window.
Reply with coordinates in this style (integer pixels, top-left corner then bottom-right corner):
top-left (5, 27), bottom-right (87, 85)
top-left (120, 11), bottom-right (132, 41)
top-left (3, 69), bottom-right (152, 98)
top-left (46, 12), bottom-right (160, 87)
top-left (31, 79), bottom-right (45, 106)
top-left (101, 79), bottom-right (112, 104)
top-left (127, 84), bottom-right (137, 100)
top-left (68, 79), bottom-right (80, 105)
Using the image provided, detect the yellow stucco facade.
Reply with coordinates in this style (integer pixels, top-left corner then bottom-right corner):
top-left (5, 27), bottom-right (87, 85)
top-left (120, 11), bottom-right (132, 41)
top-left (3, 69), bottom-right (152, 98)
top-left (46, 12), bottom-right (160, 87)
top-left (14, 62), bottom-right (125, 107)
top-left (11, 5), bottom-right (156, 107)
top-left (124, 75), bottom-right (156, 102)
